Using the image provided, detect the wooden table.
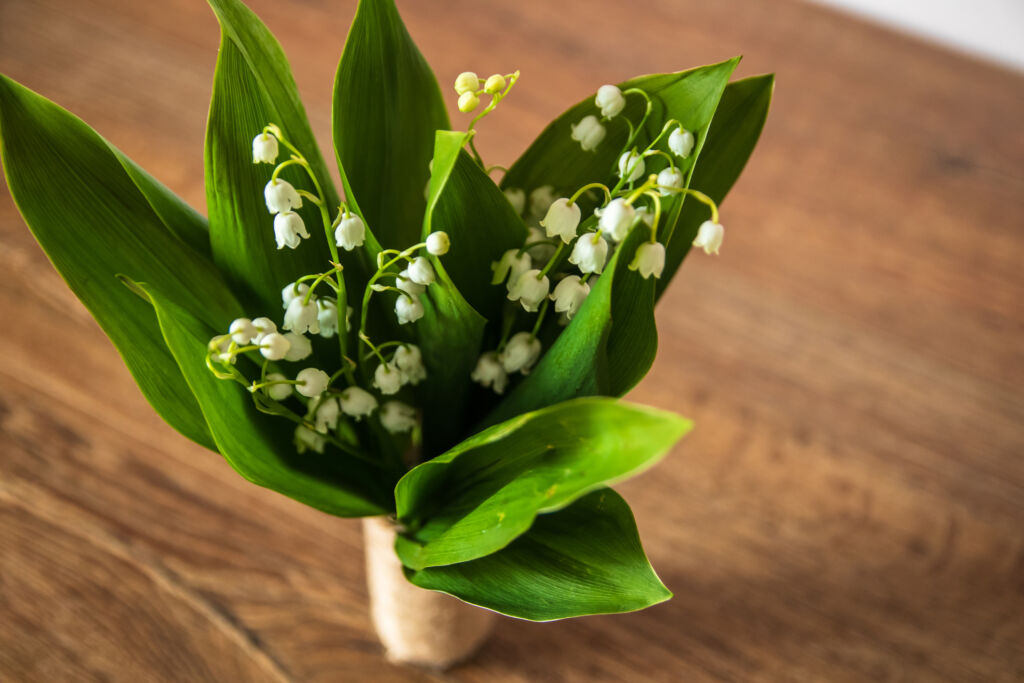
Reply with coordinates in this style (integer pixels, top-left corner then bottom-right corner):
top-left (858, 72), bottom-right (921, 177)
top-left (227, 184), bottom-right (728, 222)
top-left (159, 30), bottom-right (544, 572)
top-left (1, 0), bottom-right (1022, 680)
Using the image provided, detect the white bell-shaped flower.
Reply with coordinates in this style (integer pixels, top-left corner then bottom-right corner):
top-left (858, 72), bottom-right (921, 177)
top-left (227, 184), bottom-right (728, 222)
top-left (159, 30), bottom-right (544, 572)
top-left (617, 150), bottom-right (645, 183)
top-left (491, 248), bottom-right (532, 286)
top-left (252, 132), bottom-right (279, 164)
top-left (229, 318), bottom-right (257, 345)
top-left (550, 275), bottom-right (591, 320)
top-left (507, 269), bottom-right (550, 312)
top-left (396, 268), bottom-right (426, 296)
top-left (394, 344), bottom-right (427, 385)
top-left (283, 296), bottom-right (320, 335)
top-left (282, 332), bottom-right (313, 361)
top-left (395, 293), bottom-right (425, 325)
top-left (598, 198), bottom-right (636, 242)
top-left (525, 226), bottom-right (557, 265)
top-left (281, 282), bottom-right (309, 309)
top-left (316, 298), bottom-right (338, 337)
top-left (657, 167), bottom-right (683, 196)
top-left (339, 386), bottom-right (378, 420)
top-left (499, 332), bottom-right (542, 375)
top-left (669, 127), bottom-right (695, 158)
top-left (471, 352), bottom-right (509, 394)
top-left (373, 361), bottom-right (402, 395)
top-left (311, 396), bottom-right (341, 433)
top-left (407, 256), bottom-right (435, 286)
top-left (568, 233), bottom-right (609, 274)
top-left (540, 198), bottom-right (581, 244)
top-left (334, 214), bottom-right (366, 251)
top-left (264, 178), bottom-right (302, 214)
top-left (379, 401), bottom-right (418, 434)
top-left (692, 220), bottom-right (724, 255)
top-left (636, 205), bottom-right (654, 227)
top-left (454, 71), bottom-right (479, 95)
top-left (528, 185), bottom-right (556, 221)
top-left (595, 84), bottom-right (626, 118)
top-left (259, 332), bottom-right (290, 361)
top-left (629, 241), bottom-right (666, 279)
top-left (263, 372), bottom-right (293, 401)
top-left (570, 115), bottom-right (606, 152)
top-left (504, 188), bottom-right (526, 216)
top-left (426, 231), bottom-right (450, 255)
top-left (251, 317), bottom-right (277, 343)
top-left (295, 425), bottom-right (326, 454)
top-left (295, 367), bottom-right (330, 398)
top-left (274, 211), bottom-right (310, 250)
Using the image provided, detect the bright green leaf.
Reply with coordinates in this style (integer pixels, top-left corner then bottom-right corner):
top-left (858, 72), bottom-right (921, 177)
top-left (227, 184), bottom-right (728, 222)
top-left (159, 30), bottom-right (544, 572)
top-left (394, 397), bottom-right (691, 569)
top-left (405, 488), bottom-right (671, 621)
top-left (333, 0), bottom-right (450, 249)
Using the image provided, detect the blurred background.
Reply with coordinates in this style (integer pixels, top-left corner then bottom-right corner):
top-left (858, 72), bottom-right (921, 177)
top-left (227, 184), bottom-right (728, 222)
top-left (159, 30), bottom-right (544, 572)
top-left (0, 0), bottom-right (1021, 681)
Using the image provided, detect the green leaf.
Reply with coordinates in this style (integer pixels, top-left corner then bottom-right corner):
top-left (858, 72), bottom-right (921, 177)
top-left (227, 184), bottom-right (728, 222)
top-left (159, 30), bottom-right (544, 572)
top-left (0, 73), bottom-right (243, 450)
top-left (423, 131), bottom-right (527, 322)
top-left (205, 0), bottom-right (340, 313)
top-left (332, 0), bottom-right (450, 249)
top-left (394, 397), bottom-right (691, 569)
top-left (405, 488), bottom-right (671, 621)
top-left (136, 282), bottom-right (392, 517)
top-left (658, 74), bottom-right (774, 296)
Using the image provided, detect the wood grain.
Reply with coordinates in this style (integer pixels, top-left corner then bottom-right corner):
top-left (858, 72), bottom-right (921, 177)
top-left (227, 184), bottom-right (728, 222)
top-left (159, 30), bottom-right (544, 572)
top-left (1, 0), bottom-right (1022, 680)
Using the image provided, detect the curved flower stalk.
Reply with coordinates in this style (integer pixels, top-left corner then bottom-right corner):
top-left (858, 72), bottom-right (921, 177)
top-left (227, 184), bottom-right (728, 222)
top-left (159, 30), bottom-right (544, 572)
top-left (0, 0), bottom-right (771, 622)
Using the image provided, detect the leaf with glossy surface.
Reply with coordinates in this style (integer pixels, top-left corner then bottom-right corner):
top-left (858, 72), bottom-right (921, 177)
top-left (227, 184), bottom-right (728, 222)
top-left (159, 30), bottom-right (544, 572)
top-left (394, 397), bottom-right (691, 569)
top-left (333, 0), bottom-right (450, 249)
top-left (0, 74), bottom-right (243, 450)
top-left (405, 488), bottom-right (671, 621)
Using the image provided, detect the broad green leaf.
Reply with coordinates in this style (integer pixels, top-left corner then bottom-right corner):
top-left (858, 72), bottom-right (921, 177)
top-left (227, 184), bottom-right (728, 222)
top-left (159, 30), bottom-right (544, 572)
top-left (658, 74), bottom-right (774, 296)
top-left (423, 131), bottom-right (527, 321)
top-left (394, 397), bottom-right (691, 569)
top-left (405, 488), bottom-right (671, 621)
top-left (332, 0), bottom-right (450, 249)
top-left (206, 0), bottom-right (340, 313)
top-left (137, 282), bottom-right (392, 517)
top-left (0, 74), bottom-right (244, 450)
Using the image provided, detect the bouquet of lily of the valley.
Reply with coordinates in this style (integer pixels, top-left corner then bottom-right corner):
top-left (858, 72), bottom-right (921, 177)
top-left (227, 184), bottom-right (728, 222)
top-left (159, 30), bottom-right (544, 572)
top-left (0, 0), bottom-right (771, 654)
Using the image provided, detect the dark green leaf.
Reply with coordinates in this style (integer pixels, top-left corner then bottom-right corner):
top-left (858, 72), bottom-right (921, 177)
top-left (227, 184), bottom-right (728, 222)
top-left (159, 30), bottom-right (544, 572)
top-left (0, 73), bottom-right (242, 450)
top-left (405, 488), bottom-right (671, 621)
top-left (206, 0), bottom-right (340, 313)
top-left (137, 282), bottom-right (392, 517)
top-left (332, 0), bottom-right (450, 249)
top-left (394, 397), bottom-right (691, 569)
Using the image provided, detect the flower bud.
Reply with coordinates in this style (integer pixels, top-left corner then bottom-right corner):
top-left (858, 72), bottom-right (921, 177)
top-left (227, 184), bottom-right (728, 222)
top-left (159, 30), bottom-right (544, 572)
top-left (692, 220), bottom-right (724, 255)
top-left (210, 335), bottom-right (236, 364)
top-left (274, 210), bottom-right (310, 250)
top-left (380, 401), bottom-right (418, 434)
top-left (395, 293), bottom-right (425, 325)
top-left (617, 150), bottom-right (645, 183)
top-left (396, 268), bottom-right (426, 296)
top-left (251, 317), bottom-right (277, 342)
top-left (426, 231), bottom-right (450, 255)
top-left (283, 296), bottom-right (320, 335)
top-left (334, 214), bottom-right (366, 251)
top-left (229, 318), bottom-right (257, 345)
top-left (483, 73), bottom-right (506, 94)
top-left (568, 232), bottom-right (609, 274)
top-left (252, 132), bottom-right (279, 164)
top-left (394, 344), bottom-right (427, 385)
top-left (295, 425), bottom-right (326, 454)
top-left (570, 115), bottom-right (606, 152)
top-left (373, 361), bottom-right (403, 396)
top-left (264, 178), bottom-right (302, 214)
top-left (471, 352), bottom-right (509, 394)
top-left (507, 269), bottom-right (550, 312)
top-left (491, 248), bottom-right (532, 286)
top-left (629, 241), bottom-right (666, 279)
top-left (407, 256), bottom-right (435, 285)
top-left (454, 71), bottom-right (479, 95)
top-left (499, 332), bottom-right (542, 374)
top-left (282, 332), bottom-right (313, 361)
top-left (339, 386), bottom-right (378, 420)
top-left (598, 198), bottom-right (636, 242)
top-left (540, 198), bottom-right (581, 244)
top-left (259, 332), bottom-right (290, 361)
top-left (264, 372), bottom-right (293, 401)
top-left (595, 84), bottom-right (626, 118)
top-left (550, 274), bottom-right (591, 320)
top-left (668, 127), bottom-right (695, 158)
top-left (281, 282), bottom-right (310, 309)
top-left (458, 91), bottom-right (480, 113)
top-left (657, 167), bottom-right (683, 195)
top-left (311, 396), bottom-right (340, 433)
top-left (295, 367), bottom-right (330, 397)
top-left (504, 187), bottom-right (526, 216)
